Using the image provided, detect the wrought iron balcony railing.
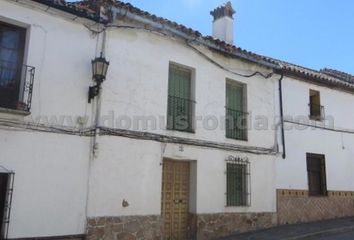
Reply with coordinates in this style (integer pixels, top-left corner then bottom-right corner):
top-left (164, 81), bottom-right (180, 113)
top-left (0, 60), bottom-right (35, 112)
top-left (225, 107), bottom-right (248, 141)
top-left (309, 103), bottom-right (324, 121)
top-left (167, 95), bottom-right (195, 133)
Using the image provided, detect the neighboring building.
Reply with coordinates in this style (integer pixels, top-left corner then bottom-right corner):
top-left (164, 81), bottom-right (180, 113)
top-left (0, 0), bottom-right (101, 239)
top-left (0, 0), bottom-right (353, 240)
top-left (276, 65), bottom-right (354, 224)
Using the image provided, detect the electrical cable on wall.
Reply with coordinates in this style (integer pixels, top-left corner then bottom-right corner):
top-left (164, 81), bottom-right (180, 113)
top-left (0, 119), bottom-right (94, 136)
top-left (84, 23), bottom-right (274, 80)
top-left (186, 40), bottom-right (274, 79)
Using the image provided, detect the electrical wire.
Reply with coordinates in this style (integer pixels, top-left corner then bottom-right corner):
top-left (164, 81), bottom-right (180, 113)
top-left (186, 40), bottom-right (274, 79)
top-left (0, 119), bottom-right (276, 155)
top-left (99, 127), bottom-right (277, 155)
top-left (284, 119), bottom-right (354, 135)
top-left (0, 119), bottom-right (94, 136)
top-left (84, 24), bottom-right (275, 80)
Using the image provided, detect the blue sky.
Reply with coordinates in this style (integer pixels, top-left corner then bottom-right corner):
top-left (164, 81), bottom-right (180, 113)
top-left (84, 1), bottom-right (354, 74)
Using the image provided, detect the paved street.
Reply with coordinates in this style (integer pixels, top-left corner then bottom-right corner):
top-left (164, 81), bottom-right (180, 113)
top-left (220, 217), bottom-right (354, 240)
top-left (309, 230), bottom-right (354, 240)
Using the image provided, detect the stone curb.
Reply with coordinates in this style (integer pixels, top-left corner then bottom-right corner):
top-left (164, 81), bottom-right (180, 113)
top-left (288, 225), bottom-right (354, 240)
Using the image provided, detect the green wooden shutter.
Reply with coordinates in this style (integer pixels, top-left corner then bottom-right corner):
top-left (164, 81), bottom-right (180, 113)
top-left (167, 65), bottom-right (193, 132)
top-left (168, 65), bottom-right (191, 98)
top-left (226, 83), bottom-right (243, 111)
top-left (226, 82), bottom-right (246, 140)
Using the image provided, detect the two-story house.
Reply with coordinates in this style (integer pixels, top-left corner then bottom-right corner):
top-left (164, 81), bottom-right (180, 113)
top-left (275, 64), bottom-right (354, 225)
top-left (0, 0), bottom-right (281, 239)
top-left (0, 0), bottom-right (101, 238)
top-left (0, 0), bottom-right (353, 240)
top-left (87, 1), bottom-right (282, 240)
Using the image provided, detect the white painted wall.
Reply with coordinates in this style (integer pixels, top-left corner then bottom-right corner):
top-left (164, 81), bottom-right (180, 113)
top-left (88, 137), bottom-right (277, 218)
top-left (88, 23), bottom-right (278, 217)
top-left (101, 27), bottom-right (278, 149)
top-left (0, 0), bottom-right (98, 123)
top-left (276, 77), bottom-right (354, 191)
top-left (1, 1), bottom-right (279, 238)
top-left (0, 130), bottom-right (90, 238)
top-left (87, 137), bottom-right (163, 217)
top-left (0, 0), bottom-right (97, 238)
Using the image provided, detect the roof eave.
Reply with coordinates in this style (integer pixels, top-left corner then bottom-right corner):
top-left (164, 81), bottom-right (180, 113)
top-left (29, 0), bottom-right (108, 23)
top-left (111, 5), bottom-right (281, 70)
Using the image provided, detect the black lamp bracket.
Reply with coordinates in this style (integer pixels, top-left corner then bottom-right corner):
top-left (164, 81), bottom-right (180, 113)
top-left (88, 84), bottom-right (101, 103)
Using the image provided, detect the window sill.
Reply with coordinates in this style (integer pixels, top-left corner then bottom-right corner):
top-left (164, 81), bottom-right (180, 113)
top-left (309, 116), bottom-right (323, 122)
top-left (225, 205), bottom-right (250, 208)
top-left (308, 194), bottom-right (328, 198)
top-left (166, 128), bottom-right (195, 134)
top-left (226, 136), bottom-right (248, 142)
top-left (0, 107), bottom-right (30, 116)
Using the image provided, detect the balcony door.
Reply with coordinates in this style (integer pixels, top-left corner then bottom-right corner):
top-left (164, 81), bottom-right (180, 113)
top-left (0, 22), bottom-right (26, 110)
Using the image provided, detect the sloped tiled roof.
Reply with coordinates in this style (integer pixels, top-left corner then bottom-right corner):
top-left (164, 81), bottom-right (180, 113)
top-left (30, 0), bottom-right (354, 91)
top-left (320, 68), bottom-right (354, 85)
top-left (274, 60), bottom-right (354, 90)
top-left (31, 0), bottom-right (104, 22)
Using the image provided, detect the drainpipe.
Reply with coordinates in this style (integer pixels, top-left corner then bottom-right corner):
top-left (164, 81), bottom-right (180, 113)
top-left (92, 29), bottom-right (107, 158)
top-left (278, 71), bottom-right (286, 159)
top-left (85, 26), bottom-right (107, 236)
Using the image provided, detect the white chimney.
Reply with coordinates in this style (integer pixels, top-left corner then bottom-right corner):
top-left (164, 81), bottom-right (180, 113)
top-left (210, 2), bottom-right (235, 44)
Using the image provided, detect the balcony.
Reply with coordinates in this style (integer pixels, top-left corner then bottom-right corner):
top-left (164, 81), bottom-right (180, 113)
top-left (309, 103), bottom-right (324, 121)
top-left (167, 95), bottom-right (195, 133)
top-left (225, 108), bottom-right (248, 141)
top-left (0, 60), bottom-right (35, 113)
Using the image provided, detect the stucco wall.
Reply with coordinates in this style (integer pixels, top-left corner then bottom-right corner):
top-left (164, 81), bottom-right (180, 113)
top-left (101, 27), bottom-right (278, 149)
top-left (276, 77), bottom-right (354, 191)
top-left (0, 1), bottom-right (280, 238)
top-left (86, 24), bottom-right (278, 218)
top-left (0, 0), bottom-right (98, 123)
top-left (0, 0), bottom-right (96, 238)
top-left (0, 130), bottom-right (90, 238)
top-left (87, 137), bottom-right (277, 218)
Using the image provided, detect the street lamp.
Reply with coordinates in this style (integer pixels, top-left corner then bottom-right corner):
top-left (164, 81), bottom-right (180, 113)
top-left (88, 53), bottom-right (109, 103)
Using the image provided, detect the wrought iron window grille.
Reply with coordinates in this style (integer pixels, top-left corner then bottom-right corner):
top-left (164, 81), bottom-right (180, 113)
top-left (225, 156), bottom-right (251, 207)
top-left (225, 107), bottom-right (248, 141)
top-left (0, 166), bottom-right (15, 240)
top-left (167, 95), bottom-right (195, 133)
top-left (308, 103), bottom-right (325, 121)
top-left (0, 61), bottom-right (35, 112)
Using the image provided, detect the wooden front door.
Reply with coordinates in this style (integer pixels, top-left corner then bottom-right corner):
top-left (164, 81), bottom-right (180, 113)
top-left (161, 160), bottom-right (190, 240)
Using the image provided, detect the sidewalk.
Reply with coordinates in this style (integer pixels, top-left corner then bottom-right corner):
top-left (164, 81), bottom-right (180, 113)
top-left (219, 217), bottom-right (354, 240)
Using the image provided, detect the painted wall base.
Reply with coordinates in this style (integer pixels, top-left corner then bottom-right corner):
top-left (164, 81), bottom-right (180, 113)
top-left (277, 189), bottom-right (354, 225)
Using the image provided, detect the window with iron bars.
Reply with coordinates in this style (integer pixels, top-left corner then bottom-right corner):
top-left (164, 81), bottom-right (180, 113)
top-left (226, 156), bottom-right (250, 207)
top-left (167, 64), bottom-right (195, 133)
top-left (309, 89), bottom-right (324, 121)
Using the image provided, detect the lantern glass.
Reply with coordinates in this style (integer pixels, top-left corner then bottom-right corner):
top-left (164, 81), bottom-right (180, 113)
top-left (92, 54), bottom-right (109, 84)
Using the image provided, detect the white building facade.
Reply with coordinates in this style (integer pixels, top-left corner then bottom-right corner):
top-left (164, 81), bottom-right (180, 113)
top-left (276, 66), bottom-right (354, 224)
top-left (0, 0), bottom-right (353, 240)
